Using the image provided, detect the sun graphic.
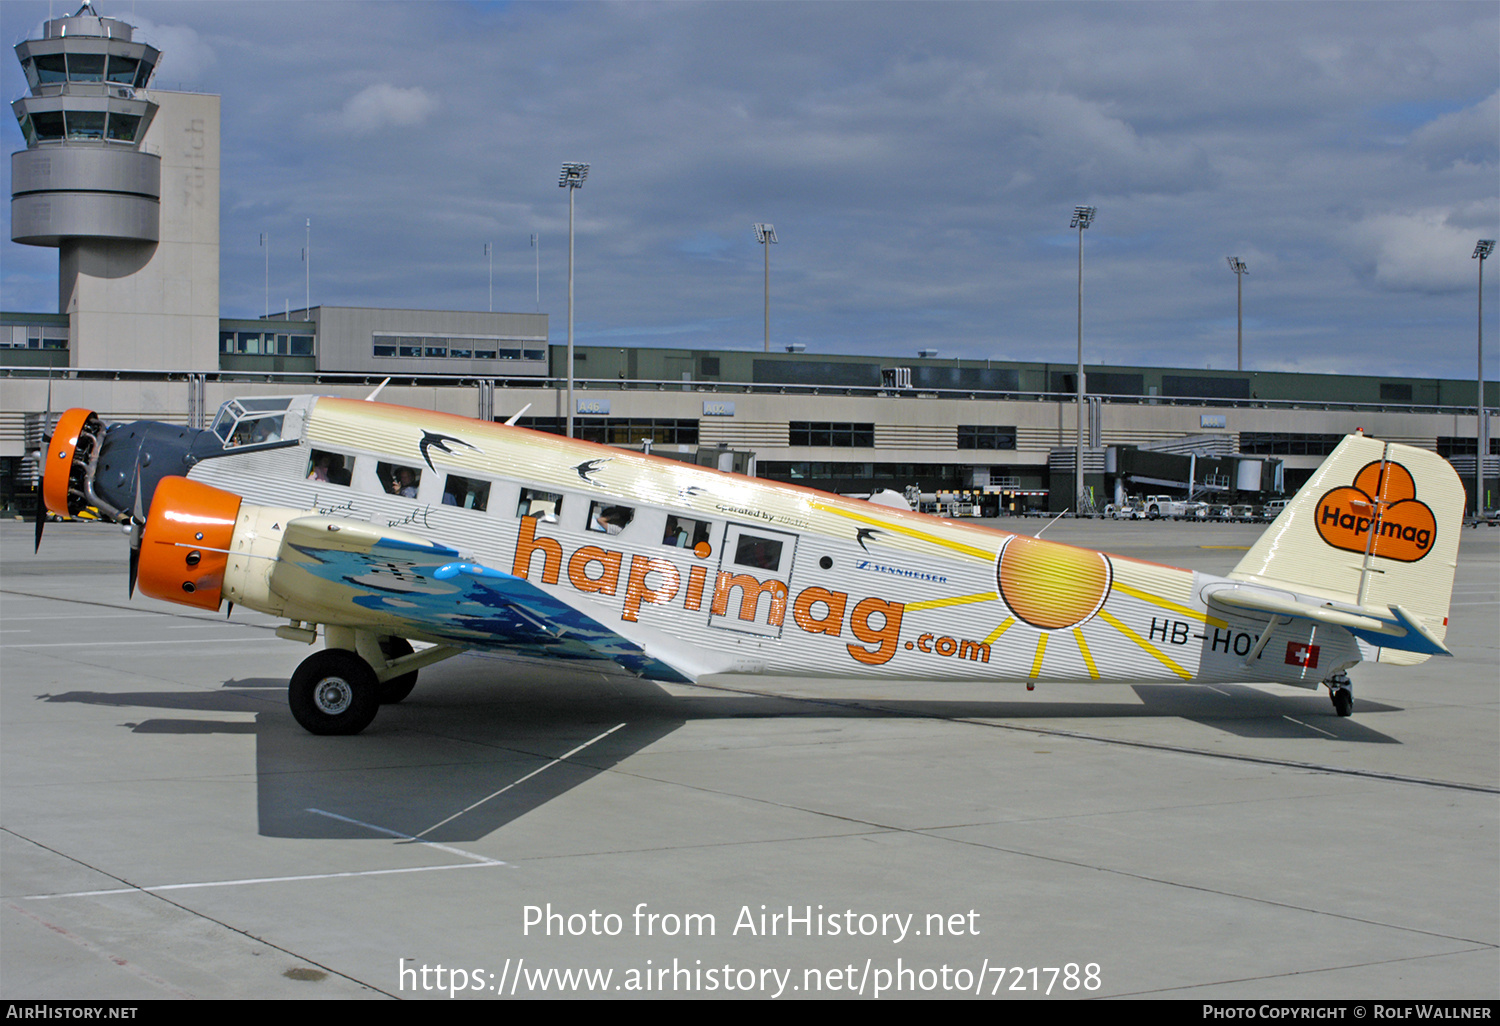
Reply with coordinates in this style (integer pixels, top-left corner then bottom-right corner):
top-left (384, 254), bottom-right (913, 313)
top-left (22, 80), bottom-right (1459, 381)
top-left (996, 534), bottom-right (1113, 630)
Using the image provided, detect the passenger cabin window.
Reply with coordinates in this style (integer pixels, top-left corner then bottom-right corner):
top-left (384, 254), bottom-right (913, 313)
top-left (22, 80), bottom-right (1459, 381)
top-left (378, 461), bottom-right (422, 498)
top-left (588, 502), bottom-right (634, 535)
top-left (517, 488), bottom-right (563, 521)
top-left (307, 450), bottom-right (352, 486)
top-left (443, 475), bottom-right (491, 511)
top-left (663, 515), bottom-right (711, 550)
top-left (733, 534), bottom-right (784, 571)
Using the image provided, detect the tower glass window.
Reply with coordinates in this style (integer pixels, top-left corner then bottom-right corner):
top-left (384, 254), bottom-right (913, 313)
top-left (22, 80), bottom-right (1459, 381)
top-left (106, 112), bottom-right (141, 142)
top-left (66, 111), bottom-right (106, 140)
top-left (33, 54), bottom-right (67, 85)
top-left (106, 55), bottom-right (139, 85)
top-left (67, 53), bottom-right (106, 82)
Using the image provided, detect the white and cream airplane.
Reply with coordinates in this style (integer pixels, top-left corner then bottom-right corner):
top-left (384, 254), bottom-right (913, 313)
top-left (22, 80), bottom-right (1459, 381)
top-left (35, 391), bottom-right (1462, 735)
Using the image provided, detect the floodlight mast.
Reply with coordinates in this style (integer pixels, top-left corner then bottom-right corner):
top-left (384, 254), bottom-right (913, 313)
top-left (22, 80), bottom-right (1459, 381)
top-left (1227, 257), bottom-right (1249, 372)
top-left (755, 223), bottom-right (777, 352)
top-left (560, 162), bottom-right (589, 439)
top-left (1070, 205), bottom-right (1095, 515)
top-left (1475, 239), bottom-right (1494, 518)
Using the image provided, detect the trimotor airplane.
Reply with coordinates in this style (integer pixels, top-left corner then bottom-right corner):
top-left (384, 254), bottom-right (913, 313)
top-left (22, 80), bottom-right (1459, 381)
top-left (35, 392), bottom-right (1462, 735)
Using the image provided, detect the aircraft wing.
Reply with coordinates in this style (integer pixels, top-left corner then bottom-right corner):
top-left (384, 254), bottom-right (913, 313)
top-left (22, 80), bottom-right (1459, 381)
top-left (270, 517), bottom-right (694, 683)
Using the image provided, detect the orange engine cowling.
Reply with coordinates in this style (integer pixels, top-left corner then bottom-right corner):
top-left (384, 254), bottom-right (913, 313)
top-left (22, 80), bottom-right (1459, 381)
top-left (42, 408), bottom-right (105, 518)
top-left (137, 476), bottom-right (243, 610)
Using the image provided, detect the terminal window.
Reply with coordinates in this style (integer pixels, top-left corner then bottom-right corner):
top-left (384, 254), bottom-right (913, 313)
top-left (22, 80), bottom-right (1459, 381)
top-left (372, 334), bottom-right (545, 363)
top-left (957, 425), bottom-right (1017, 450)
top-left (516, 417), bottom-right (699, 446)
top-left (1238, 432), bottom-right (1342, 456)
top-left (788, 422), bottom-right (875, 447)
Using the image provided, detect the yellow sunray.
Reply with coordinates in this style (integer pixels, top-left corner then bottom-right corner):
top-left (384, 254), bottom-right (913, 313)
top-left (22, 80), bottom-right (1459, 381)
top-left (1028, 634), bottom-right (1048, 679)
top-left (1110, 581), bottom-right (1227, 628)
top-left (1073, 628), bottom-right (1100, 680)
top-left (1097, 609), bottom-right (1192, 680)
top-left (984, 617), bottom-right (1017, 645)
top-left (905, 590), bottom-right (998, 612)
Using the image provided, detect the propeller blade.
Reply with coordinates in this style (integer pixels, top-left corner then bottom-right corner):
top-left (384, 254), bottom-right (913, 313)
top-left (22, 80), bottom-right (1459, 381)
top-left (33, 398), bottom-right (52, 553)
top-left (127, 464), bottom-right (145, 597)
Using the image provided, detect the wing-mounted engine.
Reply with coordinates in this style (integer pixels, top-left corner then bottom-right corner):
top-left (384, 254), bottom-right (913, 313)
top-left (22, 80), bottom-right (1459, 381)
top-left (41, 408), bottom-right (112, 520)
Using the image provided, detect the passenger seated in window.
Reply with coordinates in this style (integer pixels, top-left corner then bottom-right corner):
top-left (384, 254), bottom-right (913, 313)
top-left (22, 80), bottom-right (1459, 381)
top-left (390, 467), bottom-right (418, 498)
top-left (589, 503), bottom-right (633, 535)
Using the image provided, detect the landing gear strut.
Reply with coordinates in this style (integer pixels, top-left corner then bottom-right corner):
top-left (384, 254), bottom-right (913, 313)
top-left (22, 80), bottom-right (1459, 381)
top-left (377, 636), bottom-right (419, 704)
top-left (1324, 671), bottom-right (1353, 717)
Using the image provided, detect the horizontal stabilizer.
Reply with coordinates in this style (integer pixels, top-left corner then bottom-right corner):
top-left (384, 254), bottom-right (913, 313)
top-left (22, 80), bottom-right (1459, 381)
top-left (1202, 583), bottom-right (1451, 657)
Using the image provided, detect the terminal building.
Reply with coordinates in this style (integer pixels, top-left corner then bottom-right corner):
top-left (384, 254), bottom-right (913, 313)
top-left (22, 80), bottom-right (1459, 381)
top-left (3, 5), bottom-right (1496, 515)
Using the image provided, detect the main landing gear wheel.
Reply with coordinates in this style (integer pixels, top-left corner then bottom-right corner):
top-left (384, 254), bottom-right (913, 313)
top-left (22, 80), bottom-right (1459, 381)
top-left (1325, 671), bottom-right (1353, 717)
top-left (289, 649), bottom-right (380, 735)
top-left (377, 636), bottom-right (418, 705)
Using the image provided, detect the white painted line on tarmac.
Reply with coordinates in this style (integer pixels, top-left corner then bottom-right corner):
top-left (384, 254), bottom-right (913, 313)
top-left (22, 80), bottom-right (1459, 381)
top-left (30, 808), bottom-right (505, 901)
top-left (306, 807), bottom-right (502, 865)
top-left (416, 721), bottom-right (628, 839)
top-left (5, 638), bottom-right (269, 648)
top-left (27, 860), bottom-right (503, 900)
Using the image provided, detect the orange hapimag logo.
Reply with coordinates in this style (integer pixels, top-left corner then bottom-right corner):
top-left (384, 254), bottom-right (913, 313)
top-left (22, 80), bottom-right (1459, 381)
top-left (1315, 460), bottom-right (1436, 562)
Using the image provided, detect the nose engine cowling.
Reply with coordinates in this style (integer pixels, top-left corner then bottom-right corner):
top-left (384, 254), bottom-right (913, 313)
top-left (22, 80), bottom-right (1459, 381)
top-left (136, 476), bottom-right (244, 610)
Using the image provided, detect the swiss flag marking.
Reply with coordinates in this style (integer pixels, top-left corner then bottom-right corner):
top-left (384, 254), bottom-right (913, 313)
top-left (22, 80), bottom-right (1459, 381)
top-left (1285, 642), bottom-right (1320, 669)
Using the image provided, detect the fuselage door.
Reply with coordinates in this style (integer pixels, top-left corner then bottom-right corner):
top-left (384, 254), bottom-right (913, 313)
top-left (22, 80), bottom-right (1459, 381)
top-left (709, 523), bottom-right (798, 638)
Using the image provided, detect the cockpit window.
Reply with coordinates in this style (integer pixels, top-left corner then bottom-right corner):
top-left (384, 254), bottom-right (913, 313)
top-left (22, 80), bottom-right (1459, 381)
top-left (211, 397), bottom-right (295, 445)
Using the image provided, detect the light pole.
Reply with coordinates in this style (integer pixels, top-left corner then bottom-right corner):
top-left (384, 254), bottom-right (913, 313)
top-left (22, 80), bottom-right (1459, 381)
top-left (1475, 239), bottom-right (1494, 517)
top-left (754, 223), bottom-right (777, 352)
top-left (484, 242), bottom-right (493, 312)
top-left (559, 162), bottom-right (589, 438)
top-left (1227, 257), bottom-right (1248, 372)
top-left (260, 233), bottom-right (268, 320)
top-left (1071, 205), bottom-right (1095, 514)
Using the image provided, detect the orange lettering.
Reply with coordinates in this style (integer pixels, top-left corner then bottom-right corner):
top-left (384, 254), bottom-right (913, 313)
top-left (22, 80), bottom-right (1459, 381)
top-left (712, 571), bottom-right (788, 626)
top-left (512, 516), bottom-right (561, 584)
top-left (685, 565), bottom-right (708, 612)
top-left (791, 586), bottom-right (847, 637)
top-left (622, 555), bottom-right (681, 623)
top-left (567, 545), bottom-right (622, 595)
top-left (847, 596), bottom-right (905, 665)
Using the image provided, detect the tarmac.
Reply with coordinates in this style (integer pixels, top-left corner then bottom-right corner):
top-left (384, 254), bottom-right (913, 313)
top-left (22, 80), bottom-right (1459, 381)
top-left (2, 517), bottom-right (1496, 1000)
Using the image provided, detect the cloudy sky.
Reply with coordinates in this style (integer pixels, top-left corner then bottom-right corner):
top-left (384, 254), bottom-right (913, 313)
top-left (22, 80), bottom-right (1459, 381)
top-left (2, 1), bottom-right (1496, 382)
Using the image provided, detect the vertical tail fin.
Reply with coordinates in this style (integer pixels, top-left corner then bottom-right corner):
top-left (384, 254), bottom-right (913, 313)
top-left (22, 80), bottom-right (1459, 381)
top-left (1230, 434), bottom-right (1464, 663)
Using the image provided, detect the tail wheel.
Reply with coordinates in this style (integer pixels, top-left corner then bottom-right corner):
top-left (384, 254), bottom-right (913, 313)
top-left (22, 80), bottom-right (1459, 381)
top-left (377, 636), bottom-right (419, 704)
top-left (289, 649), bottom-right (380, 735)
top-left (1330, 688), bottom-right (1353, 717)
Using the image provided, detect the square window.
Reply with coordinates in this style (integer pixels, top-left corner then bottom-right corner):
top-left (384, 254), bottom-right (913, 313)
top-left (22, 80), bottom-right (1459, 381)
top-left (517, 487), bottom-right (562, 520)
top-left (587, 501), bottom-right (634, 535)
top-left (442, 475), bottom-right (490, 511)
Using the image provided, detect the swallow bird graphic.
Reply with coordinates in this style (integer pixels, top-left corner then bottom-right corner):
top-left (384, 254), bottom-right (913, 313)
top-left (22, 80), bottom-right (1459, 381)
top-left (419, 431), bottom-right (482, 470)
top-left (855, 527), bottom-right (882, 552)
top-left (573, 458), bottom-right (612, 484)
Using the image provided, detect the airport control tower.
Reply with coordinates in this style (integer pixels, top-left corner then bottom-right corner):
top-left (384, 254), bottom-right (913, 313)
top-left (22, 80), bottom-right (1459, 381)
top-left (10, 2), bottom-right (219, 370)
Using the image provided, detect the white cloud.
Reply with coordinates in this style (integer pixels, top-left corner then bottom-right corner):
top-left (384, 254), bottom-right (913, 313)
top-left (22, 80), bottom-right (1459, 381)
top-left (332, 84), bottom-right (438, 136)
top-left (128, 17), bottom-right (215, 86)
top-left (1351, 210), bottom-right (1482, 293)
top-left (1410, 91), bottom-right (1500, 169)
